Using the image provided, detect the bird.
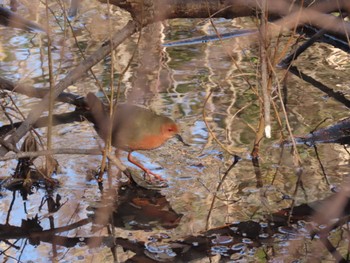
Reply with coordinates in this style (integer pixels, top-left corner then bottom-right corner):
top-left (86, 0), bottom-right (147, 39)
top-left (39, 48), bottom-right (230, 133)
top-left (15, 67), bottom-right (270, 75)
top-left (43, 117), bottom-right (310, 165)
top-left (86, 92), bottom-right (188, 182)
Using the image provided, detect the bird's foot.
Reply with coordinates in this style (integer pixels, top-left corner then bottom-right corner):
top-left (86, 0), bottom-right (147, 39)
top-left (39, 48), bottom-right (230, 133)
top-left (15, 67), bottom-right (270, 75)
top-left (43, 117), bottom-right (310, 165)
top-left (142, 169), bottom-right (166, 182)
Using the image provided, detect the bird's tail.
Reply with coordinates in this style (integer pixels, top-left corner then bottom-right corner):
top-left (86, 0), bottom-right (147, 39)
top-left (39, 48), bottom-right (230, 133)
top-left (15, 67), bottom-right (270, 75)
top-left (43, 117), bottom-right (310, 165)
top-left (86, 93), bottom-right (109, 140)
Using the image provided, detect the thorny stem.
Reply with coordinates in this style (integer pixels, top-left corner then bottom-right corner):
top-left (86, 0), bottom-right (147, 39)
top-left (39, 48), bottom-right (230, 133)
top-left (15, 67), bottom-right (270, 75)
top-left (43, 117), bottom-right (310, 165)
top-left (45, 0), bottom-right (54, 178)
top-left (100, 0), bottom-right (116, 185)
top-left (259, 0), bottom-right (271, 138)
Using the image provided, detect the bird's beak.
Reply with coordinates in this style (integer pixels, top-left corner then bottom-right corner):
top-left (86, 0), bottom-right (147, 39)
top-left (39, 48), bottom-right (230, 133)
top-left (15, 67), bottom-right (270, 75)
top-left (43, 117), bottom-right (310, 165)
top-left (175, 134), bottom-right (190, 147)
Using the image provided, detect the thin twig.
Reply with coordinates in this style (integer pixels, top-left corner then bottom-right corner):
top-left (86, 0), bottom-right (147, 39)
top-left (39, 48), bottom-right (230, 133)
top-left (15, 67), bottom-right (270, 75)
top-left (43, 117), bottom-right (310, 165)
top-left (259, 0), bottom-right (271, 138)
top-left (203, 89), bottom-right (247, 154)
top-left (56, 0), bottom-right (105, 96)
top-left (205, 155), bottom-right (241, 230)
top-left (313, 145), bottom-right (331, 186)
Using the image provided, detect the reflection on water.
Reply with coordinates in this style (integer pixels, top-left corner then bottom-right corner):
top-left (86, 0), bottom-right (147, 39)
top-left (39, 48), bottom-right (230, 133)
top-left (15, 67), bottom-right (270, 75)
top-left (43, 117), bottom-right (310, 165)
top-left (0, 1), bottom-right (349, 262)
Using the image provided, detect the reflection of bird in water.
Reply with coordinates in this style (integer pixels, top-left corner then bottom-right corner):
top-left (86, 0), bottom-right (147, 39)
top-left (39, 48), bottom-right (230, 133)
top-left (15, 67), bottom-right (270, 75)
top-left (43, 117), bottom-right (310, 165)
top-left (0, 6), bottom-right (45, 32)
top-left (86, 92), bottom-right (188, 182)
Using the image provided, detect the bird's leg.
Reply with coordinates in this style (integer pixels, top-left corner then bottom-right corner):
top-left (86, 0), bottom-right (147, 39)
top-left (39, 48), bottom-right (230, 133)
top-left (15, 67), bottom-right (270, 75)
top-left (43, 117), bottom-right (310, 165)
top-left (127, 152), bottom-right (165, 181)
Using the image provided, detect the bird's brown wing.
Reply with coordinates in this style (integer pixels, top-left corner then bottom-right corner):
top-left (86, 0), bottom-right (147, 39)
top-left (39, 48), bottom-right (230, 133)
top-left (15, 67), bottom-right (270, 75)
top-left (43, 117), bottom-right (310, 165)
top-left (112, 105), bottom-right (163, 150)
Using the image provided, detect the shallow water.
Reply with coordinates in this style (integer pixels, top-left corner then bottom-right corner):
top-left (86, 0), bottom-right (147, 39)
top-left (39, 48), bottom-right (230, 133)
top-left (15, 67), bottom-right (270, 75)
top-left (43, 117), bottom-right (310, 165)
top-left (0, 1), bottom-right (349, 262)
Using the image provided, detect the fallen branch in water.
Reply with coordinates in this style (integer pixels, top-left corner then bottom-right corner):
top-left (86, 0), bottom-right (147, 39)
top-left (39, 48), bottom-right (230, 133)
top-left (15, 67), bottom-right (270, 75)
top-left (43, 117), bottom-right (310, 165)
top-left (282, 117), bottom-right (350, 146)
top-left (0, 148), bottom-right (103, 161)
top-left (1, 147), bottom-right (128, 174)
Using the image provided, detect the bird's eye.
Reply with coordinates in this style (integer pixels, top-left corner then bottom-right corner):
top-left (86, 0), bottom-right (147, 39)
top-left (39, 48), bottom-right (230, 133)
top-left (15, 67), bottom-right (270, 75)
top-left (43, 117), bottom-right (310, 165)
top-left (168, 128), bottom-right (174, 132)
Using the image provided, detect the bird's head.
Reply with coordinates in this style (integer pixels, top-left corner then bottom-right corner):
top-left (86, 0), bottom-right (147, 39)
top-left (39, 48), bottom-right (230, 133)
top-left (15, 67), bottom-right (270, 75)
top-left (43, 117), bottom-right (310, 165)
top-left (161, 121), bottom-right (190, 147)
top-left (161, 121), bottom-right (179, 139)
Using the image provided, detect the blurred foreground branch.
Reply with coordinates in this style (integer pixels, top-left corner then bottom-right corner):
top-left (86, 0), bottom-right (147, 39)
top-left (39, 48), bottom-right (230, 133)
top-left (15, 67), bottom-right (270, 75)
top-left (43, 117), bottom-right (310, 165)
top-left (0, 77), bottom-right (85, 107)
top-left (0, 6), bottom-right (45, 32)
top-left (102, 0), bottom-right (350, 41)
